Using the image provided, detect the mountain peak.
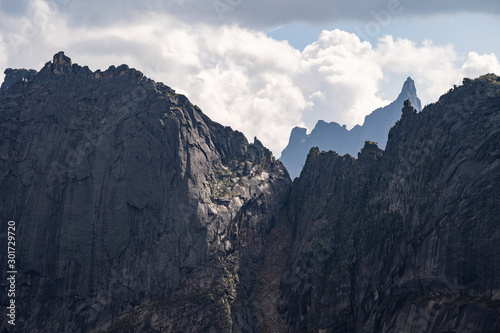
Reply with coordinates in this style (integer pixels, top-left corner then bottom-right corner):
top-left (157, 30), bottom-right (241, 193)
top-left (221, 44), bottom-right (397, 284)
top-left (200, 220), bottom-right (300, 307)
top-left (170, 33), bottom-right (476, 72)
top-left (280, 77), bottom-right (423, 178)
top-left (47, 51), bottom-right (73, 74)
top-left (0, 68), bottom-right (37, 92)
top-left (53, 51), bottom-right (72, 66)
top-left (401, 76), bottom-right (416, 95)
top-left (397, 76), bottom-right (422, 111)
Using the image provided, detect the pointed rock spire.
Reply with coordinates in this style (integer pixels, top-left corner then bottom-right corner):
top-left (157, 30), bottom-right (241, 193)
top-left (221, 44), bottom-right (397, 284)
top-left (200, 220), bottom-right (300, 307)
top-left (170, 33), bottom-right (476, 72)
top-left (397, 77), bottom-right (422, 111)
top-left (401, 77), bottom-right (416, 95)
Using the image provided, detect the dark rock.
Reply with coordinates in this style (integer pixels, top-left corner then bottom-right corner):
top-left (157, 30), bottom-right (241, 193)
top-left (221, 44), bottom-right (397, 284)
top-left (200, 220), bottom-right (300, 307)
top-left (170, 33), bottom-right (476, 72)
top-left (280, 74), bottom-right (500, 332)
top-left (1, 53), bottom-right (499, 332)
top-left (0, 53), bottom-right (290, 333)
top-left (0, 68), bottom-right (38, 92)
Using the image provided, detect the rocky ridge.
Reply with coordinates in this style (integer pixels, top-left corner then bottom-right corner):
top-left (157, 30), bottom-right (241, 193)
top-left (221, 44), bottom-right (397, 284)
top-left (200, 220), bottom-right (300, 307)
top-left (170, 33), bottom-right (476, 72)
top-left (0, 68), bottom-right (38, 93)
top-left (0, 52), bottom-right (290, 332)
top-left (280, 76), bottom-right (500, 332)
top-left (280, 77), bottom-right (422, 179)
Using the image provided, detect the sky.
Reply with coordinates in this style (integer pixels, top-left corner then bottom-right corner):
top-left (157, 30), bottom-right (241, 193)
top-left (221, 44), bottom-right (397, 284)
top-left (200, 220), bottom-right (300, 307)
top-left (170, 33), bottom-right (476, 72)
top-left (0, 0), bottom-right (499, 156)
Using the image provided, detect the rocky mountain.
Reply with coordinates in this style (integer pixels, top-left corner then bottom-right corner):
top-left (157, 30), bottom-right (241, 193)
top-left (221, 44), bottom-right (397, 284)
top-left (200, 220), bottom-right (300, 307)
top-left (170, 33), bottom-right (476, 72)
top-left (0, 68), bottom-right (38, 93)
top-left (280, 76), bottom-right (500, 332)
top-left (0, 52), bottom-right (290, 332)
top-left (1, 53), bottom-right (499, 333)
top-left (280, 77), bottom-right (422, 179)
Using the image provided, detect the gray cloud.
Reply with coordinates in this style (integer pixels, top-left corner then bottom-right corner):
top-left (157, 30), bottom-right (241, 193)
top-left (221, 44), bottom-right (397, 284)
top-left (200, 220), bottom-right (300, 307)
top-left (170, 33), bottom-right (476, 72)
top-left (45, 0), bottom-right (500, 30)
top-left (0, 0), bottom-right (30, 16)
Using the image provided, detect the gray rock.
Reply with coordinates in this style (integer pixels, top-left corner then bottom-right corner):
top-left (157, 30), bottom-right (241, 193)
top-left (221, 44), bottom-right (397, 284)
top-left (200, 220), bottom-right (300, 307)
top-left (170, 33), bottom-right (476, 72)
top-left (2, 52), bottom-right (499, 333)
top-left (0, 52), bottom-right (290, 333)
top-left (0, 68), bottom-right (38, 92)
top-left (279, 74), bottom-right (500, 332)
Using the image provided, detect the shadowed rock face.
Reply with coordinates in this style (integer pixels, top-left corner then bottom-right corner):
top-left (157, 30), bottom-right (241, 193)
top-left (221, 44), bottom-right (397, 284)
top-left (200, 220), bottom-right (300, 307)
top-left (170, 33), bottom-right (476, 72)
top-left (280, 75), bottom-right (500, 332)
top-left (0, 68), bottom-right (38, 93)
top-left (0, 52), bottom-right (290, 333)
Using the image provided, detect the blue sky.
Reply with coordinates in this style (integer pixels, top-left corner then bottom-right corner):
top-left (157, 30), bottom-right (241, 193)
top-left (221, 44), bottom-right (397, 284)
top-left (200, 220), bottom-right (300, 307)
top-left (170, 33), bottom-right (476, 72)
top-left (0, 0), bottom-right (499, 155)
top-left (268, 13), bottom-right (500, 55)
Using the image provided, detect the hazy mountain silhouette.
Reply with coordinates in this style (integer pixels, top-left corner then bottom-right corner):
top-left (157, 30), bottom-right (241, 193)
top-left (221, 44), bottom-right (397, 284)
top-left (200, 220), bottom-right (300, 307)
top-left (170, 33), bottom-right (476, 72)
top-left (280, 77), bottom-right (422, 178)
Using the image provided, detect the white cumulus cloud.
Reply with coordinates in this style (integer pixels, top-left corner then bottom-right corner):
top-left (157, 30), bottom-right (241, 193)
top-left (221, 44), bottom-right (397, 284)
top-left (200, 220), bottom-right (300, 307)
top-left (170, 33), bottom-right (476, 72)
top-left (298, 29), bottom-right (388, 129)
top-left (460, 52), bottom-right (500, 79)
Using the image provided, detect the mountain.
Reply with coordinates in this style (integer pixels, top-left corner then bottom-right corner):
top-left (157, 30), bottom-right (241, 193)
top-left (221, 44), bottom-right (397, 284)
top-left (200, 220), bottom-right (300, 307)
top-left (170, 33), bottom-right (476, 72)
top-left (0, 68), bottom-right (38, 93)
top-left (0, 52), bottom-right (290, 332)
top-left (280, 77), bottom-right (422, 179)
top-left (280, 76), bottom-right (500, 332)
top-left (1, 53), bottom-right (499, 332)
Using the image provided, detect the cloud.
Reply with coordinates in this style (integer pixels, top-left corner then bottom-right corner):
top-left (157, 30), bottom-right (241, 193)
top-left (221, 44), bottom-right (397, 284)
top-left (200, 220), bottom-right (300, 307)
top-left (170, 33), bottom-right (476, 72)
top-left (1, 2), bottom-right (500, 156)
top-left (0, 33), bottom-right (6, 71)
top-left (0, 0), bottom-right (30, 16)
top-left (22, 0), bottom-right (500, 30)
top-left (298, 30), bottom-right (387, 129)
top-left (376, 36), bottom-right (460, 103)
top-left (460, 52), bottom-right (500, 78)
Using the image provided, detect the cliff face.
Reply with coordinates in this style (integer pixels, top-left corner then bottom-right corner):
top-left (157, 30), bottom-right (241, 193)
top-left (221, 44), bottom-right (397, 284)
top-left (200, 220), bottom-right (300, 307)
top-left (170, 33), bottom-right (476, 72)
top-left (280, 76), bottom-right (500, 332)
top-left (280, 77), bottom-right (422, 179)
top-left (0, 52), bottom-right (290, 333)
top-left (0, 68), bottom-right (38, 93)
top-left (1, 53), bottom-right (499, 333)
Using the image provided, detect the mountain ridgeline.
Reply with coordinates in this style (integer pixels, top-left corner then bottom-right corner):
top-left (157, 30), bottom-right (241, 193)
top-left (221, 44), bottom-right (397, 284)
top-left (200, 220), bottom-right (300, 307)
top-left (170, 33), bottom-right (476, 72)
top-left (1, 53), bottom-right (499, 332)
top-left (0, 52), bottom-right (290, 332)
top-left (280, 77), bottom-right (422, 179)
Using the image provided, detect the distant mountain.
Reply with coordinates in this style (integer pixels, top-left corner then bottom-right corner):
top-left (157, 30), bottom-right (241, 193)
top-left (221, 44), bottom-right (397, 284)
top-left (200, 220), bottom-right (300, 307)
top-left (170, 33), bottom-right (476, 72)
top-left (280, 77), bottom-right (422, 178)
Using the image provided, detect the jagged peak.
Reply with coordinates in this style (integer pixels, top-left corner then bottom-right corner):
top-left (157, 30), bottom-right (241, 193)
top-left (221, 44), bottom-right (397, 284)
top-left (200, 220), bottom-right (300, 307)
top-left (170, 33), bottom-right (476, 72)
top-left (401, 99), bottom-right (417, 117)
top-left (311, 119), bottom-right (345, 133)
top-left (42, 51), bottom-right (73, 75)
top-left (53, 51), bottom-right (72, 67)
top-left (358, 140), bottom-right (383, 160)
top-left (401, 77), bottom-right (416, 95)
top-left (0, 68), bottom-right (38, 92)
top-left (396, 77), bottom-right (417, 101)
top-left (39, 52), bottom-right (145, 81)
top-left (396, 76), bottom-right (422, 111)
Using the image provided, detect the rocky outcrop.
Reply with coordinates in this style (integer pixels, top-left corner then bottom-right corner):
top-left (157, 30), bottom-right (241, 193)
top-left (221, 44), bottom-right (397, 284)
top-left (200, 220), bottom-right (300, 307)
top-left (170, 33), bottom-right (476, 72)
top-left (0, 52), bottom-right (290, 333)
top-left (0, 68), bottom-right (38, 92)
top-left (280, 75), bottom-right (500, 332)
top-left (280, 77), bottom-right (422, 179)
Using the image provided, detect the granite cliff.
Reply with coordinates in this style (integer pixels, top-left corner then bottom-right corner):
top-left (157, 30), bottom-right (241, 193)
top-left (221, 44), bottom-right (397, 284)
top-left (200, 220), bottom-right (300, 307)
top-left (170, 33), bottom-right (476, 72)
top-left (280, 77), bottom-right (422, 179)
top-left (1, 53), bottom-right (499, 332)
top-left (0, 52), bottom-right (290, 332)
top-left (280, 76), bottom-right (500, 332)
